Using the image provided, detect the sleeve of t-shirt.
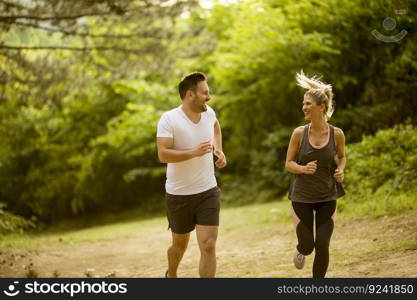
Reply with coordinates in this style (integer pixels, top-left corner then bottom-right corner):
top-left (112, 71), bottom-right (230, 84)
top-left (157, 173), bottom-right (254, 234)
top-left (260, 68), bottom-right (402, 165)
top-left (156, 112), bottom-right (173, 138)
top-left (206, 105), bottom-right (217, 122)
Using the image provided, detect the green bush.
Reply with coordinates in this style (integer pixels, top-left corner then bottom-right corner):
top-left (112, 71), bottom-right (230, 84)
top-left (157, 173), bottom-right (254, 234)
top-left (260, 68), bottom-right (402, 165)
top-left (221, 124), bottom-right (417, 218)
top-left (0, 79), bottom-right (174, 222)
top-left (338, 124), bottom-right (417, 217)
top-left (219, 175), bottom-right (278, 206)
top-left (345, 124), bottom-right (417, 194)
top-left (0, 203), bottom-right (36, 235)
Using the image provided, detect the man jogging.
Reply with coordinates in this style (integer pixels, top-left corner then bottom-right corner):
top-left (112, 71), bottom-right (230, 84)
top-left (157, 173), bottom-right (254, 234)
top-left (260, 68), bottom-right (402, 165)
top-left (157, 72), bottom-right (227, 278)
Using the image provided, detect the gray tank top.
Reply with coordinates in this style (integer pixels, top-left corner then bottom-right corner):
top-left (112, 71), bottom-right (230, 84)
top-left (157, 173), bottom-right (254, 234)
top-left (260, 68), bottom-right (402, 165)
top-left (289, 124), bottom-right (345, 203)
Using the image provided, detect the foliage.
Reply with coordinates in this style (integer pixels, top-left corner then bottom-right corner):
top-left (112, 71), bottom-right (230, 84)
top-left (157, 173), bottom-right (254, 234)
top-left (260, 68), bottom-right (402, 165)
top-left (0, 0), bottom-right (416, 225)
top-left (207, 0), bottom-right (416, 198)
top-left (346, 124), bottom-right (417, 192)
top-left (0, 203), bottom-right (36, 235)
top-left (0, 76), bottom-right (178, 222)
top-left (338, 124), bottom-right (417, 217)
top-left (71, 84), bottom-right (168, 215)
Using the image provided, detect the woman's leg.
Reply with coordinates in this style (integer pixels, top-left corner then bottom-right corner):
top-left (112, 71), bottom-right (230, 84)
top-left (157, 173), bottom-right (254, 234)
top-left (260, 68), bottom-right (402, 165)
top-left (313, 200), bottom-right (337, 278)
top-left (292, 202), bottom-right (315, 256)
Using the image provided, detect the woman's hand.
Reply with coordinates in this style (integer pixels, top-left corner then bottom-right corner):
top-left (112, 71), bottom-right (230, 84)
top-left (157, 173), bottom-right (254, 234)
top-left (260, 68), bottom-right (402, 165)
top-left (334, 168), bottom-right (344, 183)
top-left (303, 160), bottom-right (317, 174)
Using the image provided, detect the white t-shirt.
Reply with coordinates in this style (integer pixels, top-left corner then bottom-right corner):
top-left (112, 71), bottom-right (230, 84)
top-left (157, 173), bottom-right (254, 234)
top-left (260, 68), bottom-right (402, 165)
top-left (157, 105), bottom-right (217, 195)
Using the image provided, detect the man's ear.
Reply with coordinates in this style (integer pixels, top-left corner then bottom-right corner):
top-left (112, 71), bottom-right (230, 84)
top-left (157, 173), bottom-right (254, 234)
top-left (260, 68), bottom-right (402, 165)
top-left (186, 89), bottom-right (194, 99)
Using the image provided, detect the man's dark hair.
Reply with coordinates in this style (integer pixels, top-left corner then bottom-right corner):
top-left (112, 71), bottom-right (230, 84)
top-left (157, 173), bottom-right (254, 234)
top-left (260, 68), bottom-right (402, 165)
top-left (178, 72), bottom-right (207, 100)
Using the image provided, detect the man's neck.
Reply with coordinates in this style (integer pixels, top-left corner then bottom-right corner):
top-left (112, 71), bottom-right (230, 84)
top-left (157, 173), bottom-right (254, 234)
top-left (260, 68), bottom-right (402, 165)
top-left (181, 104), bottom-right (201, 123)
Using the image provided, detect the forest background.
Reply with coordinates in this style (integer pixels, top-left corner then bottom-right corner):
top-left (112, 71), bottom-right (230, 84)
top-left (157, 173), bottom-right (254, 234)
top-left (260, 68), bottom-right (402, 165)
top-left (0, 0), bottom-right (416, 234)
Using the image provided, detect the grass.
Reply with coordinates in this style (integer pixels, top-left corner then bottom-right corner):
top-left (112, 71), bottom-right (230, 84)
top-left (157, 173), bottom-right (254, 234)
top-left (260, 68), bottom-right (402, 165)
top-left (0, 201), bottom-right (290, 249)
top-left (338, 183), bottom-right (417, 219)
top-left (1, 194), bottom-right (416, 278)
top-left (0, 215), bottom-right (164, 248)
top-left (2, 188), bottom-right (416, 249)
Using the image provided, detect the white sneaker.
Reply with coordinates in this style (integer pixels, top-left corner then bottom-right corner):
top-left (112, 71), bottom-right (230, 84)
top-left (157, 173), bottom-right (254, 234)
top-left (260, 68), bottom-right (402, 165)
top-left (293, 249), bottom-right (305, 269)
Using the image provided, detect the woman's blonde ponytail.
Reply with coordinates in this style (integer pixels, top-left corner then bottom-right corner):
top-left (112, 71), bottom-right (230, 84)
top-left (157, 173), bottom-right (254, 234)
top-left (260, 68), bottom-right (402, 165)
top-left (296, 70), bottom-right (334, 120)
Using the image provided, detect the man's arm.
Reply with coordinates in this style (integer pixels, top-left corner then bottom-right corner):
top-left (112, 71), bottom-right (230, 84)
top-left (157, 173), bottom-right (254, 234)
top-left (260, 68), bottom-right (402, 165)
top-left (213, 120), bottom-right (227, 168)
top-left (213, 120), bottom-right (222, 152)
top-left (157, 137), bottom-right (212, 163)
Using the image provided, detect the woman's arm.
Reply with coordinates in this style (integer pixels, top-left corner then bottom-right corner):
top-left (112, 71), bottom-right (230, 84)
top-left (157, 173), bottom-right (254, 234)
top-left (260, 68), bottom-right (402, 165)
top-left (285, 126), bottom-right (317, 174)
top-left (334, 127), bottom-right (346, 182)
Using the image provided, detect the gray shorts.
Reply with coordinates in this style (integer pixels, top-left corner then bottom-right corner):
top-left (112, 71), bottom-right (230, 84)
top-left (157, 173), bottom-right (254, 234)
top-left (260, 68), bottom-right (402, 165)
top-left (165, 186), bottom-right (221, 234)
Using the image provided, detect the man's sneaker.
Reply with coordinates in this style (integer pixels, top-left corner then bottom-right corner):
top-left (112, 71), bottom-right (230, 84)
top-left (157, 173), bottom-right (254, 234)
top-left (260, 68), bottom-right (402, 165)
top-left (293, 249), bottom-right (305, 269)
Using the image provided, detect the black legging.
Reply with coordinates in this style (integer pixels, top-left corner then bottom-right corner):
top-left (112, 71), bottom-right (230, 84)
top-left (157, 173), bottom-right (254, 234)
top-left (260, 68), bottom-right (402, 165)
top-left (292, 200), bottom-right (336, 278)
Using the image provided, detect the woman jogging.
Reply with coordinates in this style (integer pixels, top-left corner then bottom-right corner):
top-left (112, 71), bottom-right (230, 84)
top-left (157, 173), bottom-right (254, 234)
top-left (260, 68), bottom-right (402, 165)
top-left (285, 71), bottom-right (346, 278)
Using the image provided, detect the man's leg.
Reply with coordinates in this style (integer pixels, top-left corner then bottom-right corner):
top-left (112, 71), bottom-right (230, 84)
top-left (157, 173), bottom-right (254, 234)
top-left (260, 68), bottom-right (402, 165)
top-left (167, 232), bottom-right (190, 278)
top-left (196, 225), bottom-right (218, 278)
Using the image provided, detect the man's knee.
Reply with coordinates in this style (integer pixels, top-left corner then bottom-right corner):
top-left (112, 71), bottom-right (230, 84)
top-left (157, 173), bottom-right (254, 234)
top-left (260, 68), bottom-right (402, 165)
top-left (199, 238), bottom-right (217, 254)
top-left (170, 239), bottom-right (188, 255)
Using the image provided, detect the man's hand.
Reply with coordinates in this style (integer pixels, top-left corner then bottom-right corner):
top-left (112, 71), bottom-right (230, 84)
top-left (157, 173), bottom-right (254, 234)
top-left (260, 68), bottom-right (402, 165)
top-left (303, 160), bottom-right (317, 174)
top-left (334, 168), bottom-right (344, 183)
top-left (192, 141), bottom-right (213, 158)
top-left (214, 149), bottom-right (227, 168)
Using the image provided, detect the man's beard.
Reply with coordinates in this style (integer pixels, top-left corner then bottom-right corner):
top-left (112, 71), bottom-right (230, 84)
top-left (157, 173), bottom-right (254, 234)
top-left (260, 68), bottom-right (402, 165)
top-left (192, 98), bottom-right (207, 112)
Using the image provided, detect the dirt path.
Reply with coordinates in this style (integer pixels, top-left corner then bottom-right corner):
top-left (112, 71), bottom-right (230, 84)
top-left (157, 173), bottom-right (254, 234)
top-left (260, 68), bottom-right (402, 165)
top-left (1, 212), bottom-right (416, 278)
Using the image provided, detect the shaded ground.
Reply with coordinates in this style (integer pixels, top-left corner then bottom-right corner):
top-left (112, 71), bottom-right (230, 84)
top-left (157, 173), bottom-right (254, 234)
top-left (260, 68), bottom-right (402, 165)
top-left (1, 205), bottom-right (416, 278)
